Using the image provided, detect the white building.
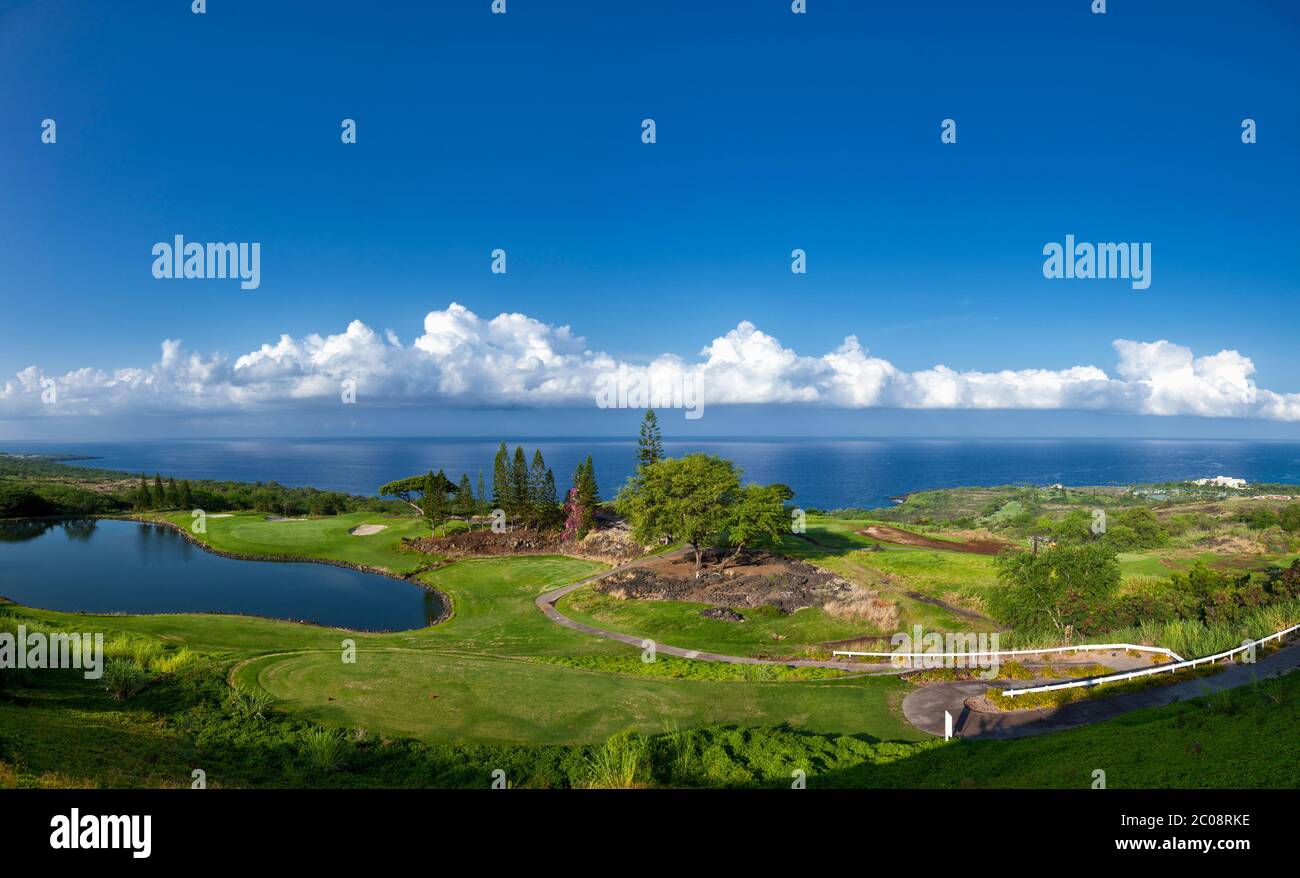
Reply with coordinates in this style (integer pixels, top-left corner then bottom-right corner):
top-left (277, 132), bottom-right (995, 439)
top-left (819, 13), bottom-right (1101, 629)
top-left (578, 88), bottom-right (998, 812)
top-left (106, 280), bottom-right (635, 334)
top-left (1190, 476), bottom-right (1248, 489)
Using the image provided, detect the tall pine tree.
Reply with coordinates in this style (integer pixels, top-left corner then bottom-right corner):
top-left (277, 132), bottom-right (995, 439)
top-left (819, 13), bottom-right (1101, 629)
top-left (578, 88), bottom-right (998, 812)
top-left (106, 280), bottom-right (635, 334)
top-left (637, 409), bottom-right (664, 468)
top-left (456, 473), bottom-right (475, 528)
top-left (152, 474), bottom-right (166, 509)
top-left (510, 446), bottom-right (530, 524)
top-left (422, 470), bottom-right (437, 533)
top-left (528, 450), bottom-right (548, 524)
top-left (491, 443), bottom-right (509, 510)
top-left (573, 456), bottom-right (601, 535)
top-left (542, 468), bottom-right (558, 527)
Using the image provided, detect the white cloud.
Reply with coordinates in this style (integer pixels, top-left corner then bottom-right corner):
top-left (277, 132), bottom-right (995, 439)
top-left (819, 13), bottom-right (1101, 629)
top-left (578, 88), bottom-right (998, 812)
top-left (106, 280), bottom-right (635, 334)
top-left (3, 302), bottom-right (1299, 422)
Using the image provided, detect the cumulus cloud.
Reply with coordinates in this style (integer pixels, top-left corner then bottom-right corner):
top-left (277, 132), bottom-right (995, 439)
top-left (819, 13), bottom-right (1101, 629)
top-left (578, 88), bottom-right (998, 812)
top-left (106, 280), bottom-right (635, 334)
top-left (3, 303), bottom-right (1298, 422)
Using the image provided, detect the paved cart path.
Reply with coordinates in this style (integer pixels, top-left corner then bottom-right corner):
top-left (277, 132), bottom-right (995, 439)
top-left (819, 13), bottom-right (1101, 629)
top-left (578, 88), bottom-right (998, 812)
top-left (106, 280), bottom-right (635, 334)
top-left (903, 641), bottom-right (1300, 739)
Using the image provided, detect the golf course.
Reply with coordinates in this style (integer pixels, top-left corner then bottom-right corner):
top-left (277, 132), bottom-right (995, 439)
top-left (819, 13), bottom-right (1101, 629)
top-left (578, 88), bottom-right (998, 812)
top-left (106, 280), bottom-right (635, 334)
top-left (0, 504), bottom-right (1296, 788)
top-left (3, 446), bottom-right (1300, 789)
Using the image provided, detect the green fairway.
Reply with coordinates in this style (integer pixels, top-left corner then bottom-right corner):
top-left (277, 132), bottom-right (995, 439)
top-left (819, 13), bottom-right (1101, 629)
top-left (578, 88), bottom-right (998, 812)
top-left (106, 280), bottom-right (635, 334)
top-left (1117, 551), bottom-right (1176, 578)
top-left (158, 510), bottom-right (440, 574)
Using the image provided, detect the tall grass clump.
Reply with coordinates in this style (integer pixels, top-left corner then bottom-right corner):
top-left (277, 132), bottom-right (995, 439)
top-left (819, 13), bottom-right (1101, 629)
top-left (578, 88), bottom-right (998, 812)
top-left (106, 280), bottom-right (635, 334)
top-left (227, 685), bottom-right (275, 721)
top-left (1004, 599), bottom-right (1299, 661)
top-left (300, 727), bottom-right (350, 773)
top-left (103, 634), bottom-right (198, 674)
top-left (657, 721), bottom-right (699, 786)
top-left (583, 729), bottom-right (650, 789)
top-left (153, 648), bottom-right (198, 674)
top-left (102, 659), bottom-right (147, 700)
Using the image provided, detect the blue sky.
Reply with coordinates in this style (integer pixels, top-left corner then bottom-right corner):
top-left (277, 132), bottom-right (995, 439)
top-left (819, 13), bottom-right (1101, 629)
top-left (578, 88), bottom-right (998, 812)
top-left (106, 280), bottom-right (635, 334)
top-left (1, 0), bottom-right (1298, 438)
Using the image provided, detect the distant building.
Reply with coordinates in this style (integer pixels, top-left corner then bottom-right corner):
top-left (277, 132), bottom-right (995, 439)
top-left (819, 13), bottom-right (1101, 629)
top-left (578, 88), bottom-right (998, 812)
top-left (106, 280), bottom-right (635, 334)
top-left (1191, 476), bottom-right (1247, 489)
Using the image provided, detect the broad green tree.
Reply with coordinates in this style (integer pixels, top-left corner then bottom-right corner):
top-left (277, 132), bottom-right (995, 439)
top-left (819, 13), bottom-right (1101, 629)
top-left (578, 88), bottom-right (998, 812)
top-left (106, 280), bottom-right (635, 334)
top-left (720, 483), bottom-right (792, 568)
top-left (616, 453), bottom-right (740, 570)
top-left (378, 474), bottom-right (433, 514)
top-left (988, 543), bottom-right (1120, 640)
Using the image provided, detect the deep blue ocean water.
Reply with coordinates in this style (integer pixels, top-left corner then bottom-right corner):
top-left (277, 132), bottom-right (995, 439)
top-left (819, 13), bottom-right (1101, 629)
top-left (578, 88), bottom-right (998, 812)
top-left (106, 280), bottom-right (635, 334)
top-left (6, 438), bottom-right (1300, 509)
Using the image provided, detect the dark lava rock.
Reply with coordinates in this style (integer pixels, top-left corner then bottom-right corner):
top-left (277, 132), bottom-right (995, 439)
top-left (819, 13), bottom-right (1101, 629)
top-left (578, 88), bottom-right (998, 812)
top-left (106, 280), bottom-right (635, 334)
top-left (701, 606), bottom-right (745, 622)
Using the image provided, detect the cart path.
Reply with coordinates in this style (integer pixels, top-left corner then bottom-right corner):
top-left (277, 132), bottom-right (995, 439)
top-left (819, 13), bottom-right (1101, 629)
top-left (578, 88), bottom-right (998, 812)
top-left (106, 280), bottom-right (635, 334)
top-left (903, 640), bottom-right (1300, 740)
top-left (535, 549), bottom-right (898, 671)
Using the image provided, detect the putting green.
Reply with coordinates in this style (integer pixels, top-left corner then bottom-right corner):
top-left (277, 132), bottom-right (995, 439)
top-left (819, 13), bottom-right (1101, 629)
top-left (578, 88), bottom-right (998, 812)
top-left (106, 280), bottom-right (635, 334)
top-left (234, 648), bottom-right (920, 745)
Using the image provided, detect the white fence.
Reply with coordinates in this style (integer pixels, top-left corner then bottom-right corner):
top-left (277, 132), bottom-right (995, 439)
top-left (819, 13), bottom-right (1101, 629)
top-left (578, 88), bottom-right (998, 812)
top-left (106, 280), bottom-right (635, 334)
top-left (999, 622), bottom-right (1300, 698)
top-left (832, 642), bottom-right (1186, 662)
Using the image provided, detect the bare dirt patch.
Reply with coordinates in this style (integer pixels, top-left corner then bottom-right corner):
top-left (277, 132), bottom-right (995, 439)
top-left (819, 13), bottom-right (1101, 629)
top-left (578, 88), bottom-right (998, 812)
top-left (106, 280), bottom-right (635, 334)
top-left (405, 524), bottom-right (644, 565)
top-left (858, 524), bottom-right (1010, 555)
top-left (350, 524), bottom-right (388, 536)
top-left (597, 549), bottom-right (897, 624)
top-left (1197, 534), bottom-right (1267, 555)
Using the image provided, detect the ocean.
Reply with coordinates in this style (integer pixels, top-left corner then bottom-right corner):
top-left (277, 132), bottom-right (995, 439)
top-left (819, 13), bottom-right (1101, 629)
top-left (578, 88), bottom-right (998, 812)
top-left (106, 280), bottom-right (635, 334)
top-left (6, 437), bottom-right (1300, 510)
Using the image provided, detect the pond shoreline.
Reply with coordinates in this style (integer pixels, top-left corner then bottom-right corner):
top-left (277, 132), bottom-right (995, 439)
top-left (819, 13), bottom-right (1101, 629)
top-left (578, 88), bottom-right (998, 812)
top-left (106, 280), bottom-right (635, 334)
top-left (130, 515), bottom-right (455, 628)
top-left (0, 515), bottom-right (453, 632)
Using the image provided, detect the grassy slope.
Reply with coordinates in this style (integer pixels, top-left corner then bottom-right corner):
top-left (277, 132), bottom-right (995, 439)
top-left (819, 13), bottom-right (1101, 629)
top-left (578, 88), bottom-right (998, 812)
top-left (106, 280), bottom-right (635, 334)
top-left (5, 646), bottom-right (1295, 788)
top-left (2, 516), bottom-right (920, 748)
top-left (851, 671), bottom-right (1300, 788)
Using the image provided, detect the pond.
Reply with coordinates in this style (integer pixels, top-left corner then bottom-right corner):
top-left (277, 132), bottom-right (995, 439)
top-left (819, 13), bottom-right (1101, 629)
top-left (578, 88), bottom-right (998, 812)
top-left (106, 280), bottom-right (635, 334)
top-left (0, 519), bottom-right (444, 631)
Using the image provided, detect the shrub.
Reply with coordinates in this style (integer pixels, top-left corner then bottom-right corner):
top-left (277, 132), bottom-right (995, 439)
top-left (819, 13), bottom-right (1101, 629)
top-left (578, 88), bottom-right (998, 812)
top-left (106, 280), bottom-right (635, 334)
top-left (227, 685), bottom-right (275, 721)
top-left (102, 660), bottom-right (147, 700)
top-left (300, 727), bottom-right (350, 773)
top-left (1280, 505), bottom-right (1300, 534)
top-left (582, 729), bottom-right (650, 789)
top-left (0, 485), bottom-right (55, 518)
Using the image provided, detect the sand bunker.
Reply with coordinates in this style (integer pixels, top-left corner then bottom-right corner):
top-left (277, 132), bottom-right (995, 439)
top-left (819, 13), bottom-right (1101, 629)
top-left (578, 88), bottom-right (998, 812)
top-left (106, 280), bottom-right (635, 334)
top-left (350, 524), bottom-right (388, 536)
